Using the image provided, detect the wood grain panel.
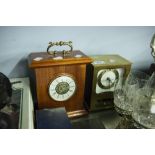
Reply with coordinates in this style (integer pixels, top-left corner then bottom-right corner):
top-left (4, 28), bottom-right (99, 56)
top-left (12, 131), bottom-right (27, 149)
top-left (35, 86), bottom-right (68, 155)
top-left (28, 51), bottom-right (92, 117)
top-left (35, 64), bottom-right (86, 112)
top-left (28, 51), bottom-right (92, 68)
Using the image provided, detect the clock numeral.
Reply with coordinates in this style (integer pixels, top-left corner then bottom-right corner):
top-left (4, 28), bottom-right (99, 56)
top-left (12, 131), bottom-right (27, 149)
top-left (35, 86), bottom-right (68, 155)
top-left (49, 75), bottom-right (76, 101)
top-left (56, 80), bottom-right (60, 83)
top-left (70, 85), bottom-right (75, 88)
top-left (69, 89), bottom-right (73, 92)
top-left (50, 89), bottom-right (55, 91)
top-left (69, 81), bottom-right (74, 84)
top-left (52, 91), bottom-right (57, 95)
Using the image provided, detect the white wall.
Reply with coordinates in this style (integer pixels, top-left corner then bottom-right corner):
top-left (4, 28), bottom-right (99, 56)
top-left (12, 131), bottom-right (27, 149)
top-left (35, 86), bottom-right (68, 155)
top-left (0, 26), bottom-right (154, 78)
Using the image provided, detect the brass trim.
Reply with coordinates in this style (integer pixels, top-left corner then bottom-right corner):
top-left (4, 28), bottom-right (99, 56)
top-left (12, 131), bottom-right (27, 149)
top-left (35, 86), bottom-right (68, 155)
top-left (67, 110), bottom-right (88, 118)
top-left (47, 41), bottom-right (73, 56)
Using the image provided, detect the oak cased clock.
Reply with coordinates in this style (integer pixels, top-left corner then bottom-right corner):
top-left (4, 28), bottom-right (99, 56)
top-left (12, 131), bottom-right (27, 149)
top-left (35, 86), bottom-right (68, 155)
top-left (85, 55), bottom-right (132, 111)
top-left (28, 41), bottom-right (92, 118)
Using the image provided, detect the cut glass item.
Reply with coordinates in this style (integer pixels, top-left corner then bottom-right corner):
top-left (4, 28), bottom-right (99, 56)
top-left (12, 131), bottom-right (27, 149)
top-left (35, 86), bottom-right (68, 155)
top-left (114, 70), bottom-right (150, 116)
top-left (132, 87), bottom-right (155, 128)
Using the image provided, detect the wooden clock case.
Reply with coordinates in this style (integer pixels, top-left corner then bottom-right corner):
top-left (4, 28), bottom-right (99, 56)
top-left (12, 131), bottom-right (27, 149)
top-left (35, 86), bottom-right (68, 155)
top-left (28, 50), bottom-right (92, 118)
top-left (85, 55), bottom-right (132, 111)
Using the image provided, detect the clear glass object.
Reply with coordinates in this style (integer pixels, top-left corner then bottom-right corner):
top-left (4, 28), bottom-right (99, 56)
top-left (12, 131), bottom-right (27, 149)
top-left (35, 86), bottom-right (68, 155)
top-left (132, 75), bottom-right (155, 128)
top-left (114, 80), bottom-right (138, 116)
top-left (114, 70), bottom-right (144, 116)
top-left (113, 70), bottom-right (151, 128)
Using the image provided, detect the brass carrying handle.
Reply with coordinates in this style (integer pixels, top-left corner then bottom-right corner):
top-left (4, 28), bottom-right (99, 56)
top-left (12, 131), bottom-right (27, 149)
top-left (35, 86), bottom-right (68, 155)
top-left (47, 41), bottom-right (73, 56)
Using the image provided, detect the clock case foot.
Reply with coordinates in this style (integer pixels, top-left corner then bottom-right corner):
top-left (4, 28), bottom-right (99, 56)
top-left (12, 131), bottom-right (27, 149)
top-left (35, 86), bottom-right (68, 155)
top-left (67, 109), bottom-right (88, 118)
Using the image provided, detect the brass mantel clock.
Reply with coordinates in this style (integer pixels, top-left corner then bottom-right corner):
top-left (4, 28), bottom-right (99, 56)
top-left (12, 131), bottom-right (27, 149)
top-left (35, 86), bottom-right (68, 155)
top-left (28, 41), bottom-right (92, 118)
top-left (85, 55), bottom-right (132, 111)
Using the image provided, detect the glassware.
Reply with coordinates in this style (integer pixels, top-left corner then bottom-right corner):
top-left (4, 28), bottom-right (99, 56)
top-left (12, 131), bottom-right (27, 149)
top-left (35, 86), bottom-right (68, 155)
top-left (113, 69), bottom-right (151, 128)
top-left (145, 72), bottom-right (155, 89)
top-left (132, 88), bottom-right (155, 128)
top-left (114, 76), bottom-right (139, 116)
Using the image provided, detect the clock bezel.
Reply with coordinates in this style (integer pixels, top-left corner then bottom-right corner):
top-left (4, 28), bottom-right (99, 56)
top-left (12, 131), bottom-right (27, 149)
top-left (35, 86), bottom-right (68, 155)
top-left (48, 73), bottom-right (77, 102)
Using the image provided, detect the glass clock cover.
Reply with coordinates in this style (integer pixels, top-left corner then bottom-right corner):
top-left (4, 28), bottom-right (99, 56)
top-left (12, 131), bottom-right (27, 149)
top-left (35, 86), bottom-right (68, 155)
top-left (48, 75), bottom-right (76, 101)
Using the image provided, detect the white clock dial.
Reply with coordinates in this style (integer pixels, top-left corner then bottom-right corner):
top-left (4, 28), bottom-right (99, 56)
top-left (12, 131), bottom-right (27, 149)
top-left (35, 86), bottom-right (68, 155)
top-left (96, 68), bottom-right (124, 94)
top-left (48, 75), bottom-right (76, 101)
top-left (98, 70), bottom-right (119, 89)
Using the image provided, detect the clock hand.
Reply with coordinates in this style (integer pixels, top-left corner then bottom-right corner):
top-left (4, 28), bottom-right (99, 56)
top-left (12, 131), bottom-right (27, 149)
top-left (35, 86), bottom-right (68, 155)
top-left (106, 78), bottom-right (117, 82)
top-left (106, 77), bottom-right (112, 87)
top-left (106, 77), bottom-right (118, 87)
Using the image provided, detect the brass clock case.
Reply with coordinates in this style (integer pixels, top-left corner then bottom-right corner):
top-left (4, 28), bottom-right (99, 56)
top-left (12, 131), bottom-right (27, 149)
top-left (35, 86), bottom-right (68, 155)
top-left (84, 55), bottom-right (132, 112)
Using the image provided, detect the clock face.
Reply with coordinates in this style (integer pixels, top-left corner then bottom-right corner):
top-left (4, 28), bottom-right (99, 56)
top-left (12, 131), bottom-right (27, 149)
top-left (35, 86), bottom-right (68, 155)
top-left (96, 68), bottom-right (124, 94)
top-left (98, 69), bottom-right (119, 89)
top-left (48, 75), bottom-right (76, 101)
